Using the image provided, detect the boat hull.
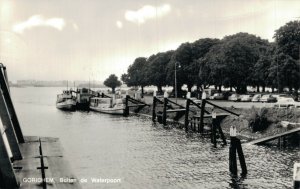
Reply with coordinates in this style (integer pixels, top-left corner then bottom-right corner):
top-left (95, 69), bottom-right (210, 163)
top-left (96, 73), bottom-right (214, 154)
top-left (90, 106), bottom-right (125, 115)
top-left (56, 100), bottom-right (76, 111)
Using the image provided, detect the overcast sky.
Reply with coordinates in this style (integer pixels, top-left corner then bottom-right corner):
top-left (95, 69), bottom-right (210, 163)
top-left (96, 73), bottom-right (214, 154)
top-left (0, 0), bottom-right (300, 82)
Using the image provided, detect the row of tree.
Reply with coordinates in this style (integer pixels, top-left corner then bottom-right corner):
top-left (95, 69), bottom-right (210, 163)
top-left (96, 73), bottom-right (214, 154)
top-left (106, 21), bottom-right (300, 95)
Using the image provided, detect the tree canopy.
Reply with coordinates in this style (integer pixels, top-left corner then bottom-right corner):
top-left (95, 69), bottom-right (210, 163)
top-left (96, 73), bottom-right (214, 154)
top-left (104, 74), bottom-right (121, 93)
top-left (115, 20), bottom-right (300, 96)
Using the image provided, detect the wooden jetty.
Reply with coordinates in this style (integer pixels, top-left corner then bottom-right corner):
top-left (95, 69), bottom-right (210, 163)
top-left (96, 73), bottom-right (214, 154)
top-left (246, 126), bottom-right (300, 145)
top-left (0, 64), bottom-right (80, 189)
top-left (152, 92), bottom-right (186, 125)
top-left (124, 94), bottom-right (150, 116)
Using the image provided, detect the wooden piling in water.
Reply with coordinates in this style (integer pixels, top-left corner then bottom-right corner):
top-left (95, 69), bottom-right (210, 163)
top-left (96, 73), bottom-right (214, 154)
top-left (184, 99), bottom-right (190, 132)
top-left (124, 95), bottom-right (129, 116)
top-left (162, 97), bottom-right (167, 126)
top-left (229, 126), bottom-right (247, 176)
top-left (199, 99), bottom-right (206, 133)
top-left (229, 138), bottom-right (238, 176)
top-left (152, 97), bottom-right (157, 122)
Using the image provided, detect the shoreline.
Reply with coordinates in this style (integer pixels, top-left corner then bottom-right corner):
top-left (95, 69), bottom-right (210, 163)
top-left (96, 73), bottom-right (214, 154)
top-left (130, 97), bottom-right (300, 144)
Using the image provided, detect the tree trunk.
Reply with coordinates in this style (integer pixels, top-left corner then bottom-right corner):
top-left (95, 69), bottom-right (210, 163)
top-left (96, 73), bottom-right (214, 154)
top-left (272, 87), bottom-right (274, 93)
top-left (257, 85), bottom-right (260, 92)
top-left (187, 84), bottom-right (193, 92)
top-left (230, 86), bottom-right (233, 92)
top-left (218, 85), bottom-right (222, 92)
top-left (262, 85), bottom-right (266, 93)
top-left (112, 87), bottom-right (115, 94)
top-left (157, 85), bottom-right (162, 93)
top-left (141, 86), bottom-right (144, 98)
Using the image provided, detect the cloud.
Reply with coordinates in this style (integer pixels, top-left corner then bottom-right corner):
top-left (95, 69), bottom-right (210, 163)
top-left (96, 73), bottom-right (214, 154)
top-left (125, 4), bottom-right (171, 24)
top-left (13, 15), bottom-right (66, 33)
top-left (116, 21), bottom-right (123, 29)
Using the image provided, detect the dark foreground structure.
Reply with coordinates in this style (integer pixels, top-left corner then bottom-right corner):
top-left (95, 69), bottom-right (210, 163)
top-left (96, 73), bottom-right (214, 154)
top-left (0, 64), bottom-right (80, 189)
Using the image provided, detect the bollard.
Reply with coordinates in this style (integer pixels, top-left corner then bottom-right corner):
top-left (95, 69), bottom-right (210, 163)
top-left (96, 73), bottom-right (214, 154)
top-left (294, 163), bottom-right (300, 189)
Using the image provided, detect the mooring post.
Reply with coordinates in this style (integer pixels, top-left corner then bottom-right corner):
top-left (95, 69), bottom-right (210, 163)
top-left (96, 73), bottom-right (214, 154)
top-left (0, 65), bottom-right (24, 143)
top-left (162, 92), bottom-right (168, 125)
top-left (211, 111), bottom-right (217, 147)
top-left (236, 137), bottom-right (247, 176)
top-left (294, 163), bottom-right (300, 189)
top-left (217, 119), bottom-right (227, 146)
top-left (124, 94), bottom-right (129, 116)
top-left (229, 126), bottom-right (238, 176)
top-left (229, 125), bottom-right (247, 176)
top-left (199, 99), bottom-right (206, 133)
top-left (184, 95), bottom-right (190, 132)
top-left (152, 91), bottom-right (157, 122)
top-left (0, 89), bottom-right (22, 160)
top-left (0, 125), bottom-right (19, 188)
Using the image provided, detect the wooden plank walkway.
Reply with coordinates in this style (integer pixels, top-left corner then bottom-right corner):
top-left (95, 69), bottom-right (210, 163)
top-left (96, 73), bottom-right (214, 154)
top-left (14, 136), bottom-right (81, 189)
top-left (246, 127), bottom-right (300, 145)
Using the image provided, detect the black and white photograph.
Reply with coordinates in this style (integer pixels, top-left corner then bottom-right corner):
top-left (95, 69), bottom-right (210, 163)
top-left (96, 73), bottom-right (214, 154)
top-left (0, 0), bottom-right (300, 188)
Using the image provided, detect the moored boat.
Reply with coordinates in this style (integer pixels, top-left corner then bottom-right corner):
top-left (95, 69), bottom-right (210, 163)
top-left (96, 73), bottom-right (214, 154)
top-left (56, 90), bottom-right (76, 110)
top-left (75, 88), bottom-right (94, 110)
top-left (89, 97), bottom-right (125, 115)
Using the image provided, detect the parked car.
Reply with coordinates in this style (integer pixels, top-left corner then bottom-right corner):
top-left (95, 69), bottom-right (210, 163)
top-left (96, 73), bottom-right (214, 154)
top-left (240, 94), bottom-right (254, 102)
top-left (260, 94), bottom-right (277, 103)
top-left (210, 93), bottom-right (225, 100)
top-left (274, 97), bottom-right (300, 108)
top-left (251, 94), bottom-right (262, 102)
top-left (228, 94), bottom-right (240, 101)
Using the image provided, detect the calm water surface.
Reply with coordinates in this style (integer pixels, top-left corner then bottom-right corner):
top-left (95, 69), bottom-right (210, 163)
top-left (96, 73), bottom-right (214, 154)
top-left (11, 87), bottom-right (299, 189)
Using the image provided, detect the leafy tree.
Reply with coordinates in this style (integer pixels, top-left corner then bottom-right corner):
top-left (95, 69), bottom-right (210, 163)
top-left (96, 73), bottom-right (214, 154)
top-left (147, 51), bottom-right (173, 92)
top-left (274, 20), bottom-right (300, 92)
top-left (268, 52), bottom-right (300, 92)
top-left (201, 33), bottom-right (269, 93)
top-left (104, 74), bottom-right (121, 93)
top-left (274, 20), bottom-right (300, 60)
top-left (167, 38), bottom-right (219, 94)
top-left (253, 43), bottom-right (275, 92)
top-left (122, 57), bottom-right (149, 96)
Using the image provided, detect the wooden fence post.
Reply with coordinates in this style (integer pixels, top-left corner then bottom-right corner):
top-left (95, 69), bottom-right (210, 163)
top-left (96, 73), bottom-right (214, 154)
top-left (211, 111), bottom-right (217, 147)
top-left (124, 95), bottom-right (129, 116)
top-left (229, 126), bottom-right (238, 176)
top-left (199, 99), bottom-right (206, 133)
top-left (162, 92), bottom-right (168, 125)
top-left (152, 91), bottom-right (157, 122)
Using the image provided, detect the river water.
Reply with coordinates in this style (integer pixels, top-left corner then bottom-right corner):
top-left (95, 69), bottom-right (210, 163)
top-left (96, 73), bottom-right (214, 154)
top-left (11, 87), bottom-right (299, 189)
